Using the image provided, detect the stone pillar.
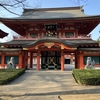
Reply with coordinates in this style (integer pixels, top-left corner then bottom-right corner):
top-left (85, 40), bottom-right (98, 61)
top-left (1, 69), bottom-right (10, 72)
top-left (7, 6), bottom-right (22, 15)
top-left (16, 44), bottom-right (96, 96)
top-left (61, 51), bottom-right (64, 71)
top-left (36, 50), bottom-right (40, 70)
top-left (30, 52), bottom-right (33, 68)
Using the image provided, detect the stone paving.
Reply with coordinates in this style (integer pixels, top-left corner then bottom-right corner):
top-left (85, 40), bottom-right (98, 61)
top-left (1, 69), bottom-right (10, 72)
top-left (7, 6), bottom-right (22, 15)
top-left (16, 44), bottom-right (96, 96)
top-left (0, 65), bottom-right (100, 100)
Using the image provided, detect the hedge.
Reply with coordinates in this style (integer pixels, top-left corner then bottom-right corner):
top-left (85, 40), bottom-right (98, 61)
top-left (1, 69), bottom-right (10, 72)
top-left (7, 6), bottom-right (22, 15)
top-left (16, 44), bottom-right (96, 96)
top-left (72, 69), bottom-right (100, 85)
top-left (0, 69), bottom-right (25, 85)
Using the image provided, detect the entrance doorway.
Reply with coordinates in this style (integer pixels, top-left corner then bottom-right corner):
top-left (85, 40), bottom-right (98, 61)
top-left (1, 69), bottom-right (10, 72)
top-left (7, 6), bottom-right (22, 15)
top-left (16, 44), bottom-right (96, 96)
top-left (27, 51), bottom-right (75, 70)
top-left (41, 51), bottom-right (61, 69)
top-left (65, 59), bottom-right (70, 64)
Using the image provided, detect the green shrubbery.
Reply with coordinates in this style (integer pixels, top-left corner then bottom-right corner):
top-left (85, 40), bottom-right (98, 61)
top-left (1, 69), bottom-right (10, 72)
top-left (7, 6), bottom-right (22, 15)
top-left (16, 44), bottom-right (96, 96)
top-left (0, 69), bottom-right (25, 85)
top-left (72, 69), bottom-right (100, 85)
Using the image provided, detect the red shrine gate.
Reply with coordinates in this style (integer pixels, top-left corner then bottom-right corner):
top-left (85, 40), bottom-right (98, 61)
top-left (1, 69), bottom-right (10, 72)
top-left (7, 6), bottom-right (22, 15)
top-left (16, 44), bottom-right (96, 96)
top-left (25, 41), bottom-right (80, 70)
top-left (0, 6), bottom-right (100, 70)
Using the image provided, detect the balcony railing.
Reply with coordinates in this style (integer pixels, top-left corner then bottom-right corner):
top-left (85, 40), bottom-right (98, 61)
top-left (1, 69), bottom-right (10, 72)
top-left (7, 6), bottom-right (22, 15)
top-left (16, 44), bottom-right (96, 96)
top-left (13, 36), bottom-right (38, 40)
top-left (61, 34), bottom-right (91, 40)
top-left (14, 34), bottom-right (91, 40)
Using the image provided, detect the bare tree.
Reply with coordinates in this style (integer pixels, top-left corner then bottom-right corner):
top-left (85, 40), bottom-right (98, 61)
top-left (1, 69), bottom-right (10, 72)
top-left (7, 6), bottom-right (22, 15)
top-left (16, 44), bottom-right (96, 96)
top-left (69, 0), bottom-right (89, 5)
top-left (0, 0), bottom-right (88, 16)
top-left (0, 0), bottom-right (29, 15)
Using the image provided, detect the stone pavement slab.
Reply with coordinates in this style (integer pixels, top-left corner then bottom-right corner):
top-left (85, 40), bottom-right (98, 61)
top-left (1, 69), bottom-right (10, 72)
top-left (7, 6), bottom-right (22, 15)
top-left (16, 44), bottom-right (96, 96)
top-left (0, 95), bottom-right (59, 100)
top-left (0, 70), bottom-right (78, 95)
top-left (1, 67), bottom-right (100, 100)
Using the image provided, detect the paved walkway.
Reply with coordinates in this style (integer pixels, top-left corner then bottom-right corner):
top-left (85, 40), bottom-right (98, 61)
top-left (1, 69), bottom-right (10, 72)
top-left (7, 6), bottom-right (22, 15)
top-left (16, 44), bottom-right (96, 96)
top-left (0, 65), bottom-right (100, 100)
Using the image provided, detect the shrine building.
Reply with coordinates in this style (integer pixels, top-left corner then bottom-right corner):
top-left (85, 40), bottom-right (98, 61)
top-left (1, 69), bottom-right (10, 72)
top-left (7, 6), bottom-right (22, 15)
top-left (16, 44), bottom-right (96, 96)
top-left (0, 6), bottom-right (100, 70)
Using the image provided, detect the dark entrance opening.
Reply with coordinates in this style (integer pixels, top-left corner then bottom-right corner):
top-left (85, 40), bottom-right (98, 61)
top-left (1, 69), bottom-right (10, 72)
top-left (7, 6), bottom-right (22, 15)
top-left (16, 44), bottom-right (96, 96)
top-left (65, 59), bottom-right (70, 64)
top-left (41, 51), bottom-right (61, 69)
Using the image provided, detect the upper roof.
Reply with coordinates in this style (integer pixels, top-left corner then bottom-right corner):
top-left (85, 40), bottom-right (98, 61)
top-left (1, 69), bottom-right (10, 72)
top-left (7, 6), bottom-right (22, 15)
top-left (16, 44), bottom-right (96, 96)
top-left (0, 6), bottom-right (100, 21)
top-left (0, 6), bottom-right (100, 37)
top-left (18, 6), bottom-right (86, 19)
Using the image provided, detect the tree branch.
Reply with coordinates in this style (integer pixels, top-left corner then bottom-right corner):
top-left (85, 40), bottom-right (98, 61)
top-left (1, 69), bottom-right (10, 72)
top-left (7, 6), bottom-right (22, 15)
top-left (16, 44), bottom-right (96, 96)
top-left (0, 4), bottom-right (20, 15)
top-left (69, 0), bottom-right (88, 5)
top-left (0, 0), bottom-right (88, 16)
top-left (0, 0), bottom-right (27, 7)
top-left (0, 0), bottom-right (28, 15)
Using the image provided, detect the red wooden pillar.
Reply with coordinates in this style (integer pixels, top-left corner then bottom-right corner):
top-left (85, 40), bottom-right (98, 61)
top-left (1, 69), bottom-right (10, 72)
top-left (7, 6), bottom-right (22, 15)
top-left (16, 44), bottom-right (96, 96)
top-left (62, 30), bottom-right (64, 38)
top-left (75, 29), bottom-right (78, 38)
top-left (39, 30), bottom-right (42, 38)
top-left (56, 32), bottom-right (59, 38)
top-left (26, 51), bottom-right (28, 69)
top-left (61, 51), bottom-right (64, 71)
top-left (23, 51), bottom-right (26, 69)
top-left (79, 51), bottom-right (84, 69)
top-left (19, 51), bottom-right (23, 68)
top-left (26, 30), bottom-right (28, 38)
top-left (1, 52), bottom-right (5, 69)
top-left (36, 50), bottom-right (40, 70)
top-left (30, 52), bottom-right (33, 68)
top-left (63, 32), bottom-right (65, 38)
top-left (75, 50), bottom-right (78, 68)
top-left (22, 51), bottom-right (25, 68)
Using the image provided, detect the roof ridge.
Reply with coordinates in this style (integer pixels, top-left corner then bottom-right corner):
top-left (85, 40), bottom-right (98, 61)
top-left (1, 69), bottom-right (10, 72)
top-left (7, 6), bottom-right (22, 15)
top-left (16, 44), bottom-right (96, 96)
top-left (23, 6), bottom-right (83, 12)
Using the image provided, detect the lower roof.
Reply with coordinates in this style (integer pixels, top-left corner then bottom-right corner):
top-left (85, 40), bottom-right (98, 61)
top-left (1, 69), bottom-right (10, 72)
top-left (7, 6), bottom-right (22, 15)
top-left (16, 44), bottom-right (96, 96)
top-left (78, 48), bottom-right (100, 50)
top-left (0, 37), bottom-right (98, 48)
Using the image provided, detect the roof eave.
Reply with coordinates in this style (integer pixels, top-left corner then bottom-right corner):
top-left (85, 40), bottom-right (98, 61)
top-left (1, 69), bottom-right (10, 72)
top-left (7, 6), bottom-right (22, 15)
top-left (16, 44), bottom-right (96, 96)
top-left (0, 15), bottom-right (100, 21)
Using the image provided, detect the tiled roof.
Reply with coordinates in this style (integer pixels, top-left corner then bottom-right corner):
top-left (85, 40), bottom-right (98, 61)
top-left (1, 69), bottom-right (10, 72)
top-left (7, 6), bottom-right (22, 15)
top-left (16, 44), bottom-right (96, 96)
top-left (0, 6), bottom-right (100, 21)
top-left (65, 39), bottom-right (97, 44)
top-left (17, 6), bottom-right (86, 19)
top-left (0, 37), bottom-right (97, 47)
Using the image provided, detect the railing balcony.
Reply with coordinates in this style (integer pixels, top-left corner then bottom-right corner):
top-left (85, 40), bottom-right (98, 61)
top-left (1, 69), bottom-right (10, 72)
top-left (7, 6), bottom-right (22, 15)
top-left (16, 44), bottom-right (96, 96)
top-left (13, 36), bottom-right (39, 40)
top-left (65, 37), bottom-right (90, 40)
top-left (61, 34), bottom-right (91, 40)
top-left (14, 34), bottom-right (91, 40)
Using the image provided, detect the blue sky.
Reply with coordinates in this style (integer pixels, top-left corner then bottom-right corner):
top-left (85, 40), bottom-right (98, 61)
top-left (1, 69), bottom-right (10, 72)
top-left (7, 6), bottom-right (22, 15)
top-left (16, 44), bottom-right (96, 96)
top-left (0, 0), bottom-right (100, 40)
